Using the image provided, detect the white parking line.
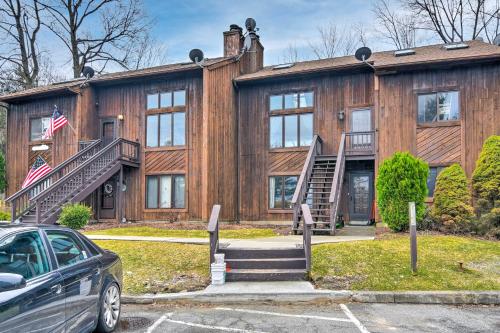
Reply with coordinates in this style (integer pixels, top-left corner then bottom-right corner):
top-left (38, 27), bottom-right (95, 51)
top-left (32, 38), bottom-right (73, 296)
top-left (145, 313), bottom-right (169, 333)
top-left (215, 307), bottom-right (352, 322)
top-left (161, 317), bottom-right (269, 333)
top-left (340, 304), bottom-right (371, 333)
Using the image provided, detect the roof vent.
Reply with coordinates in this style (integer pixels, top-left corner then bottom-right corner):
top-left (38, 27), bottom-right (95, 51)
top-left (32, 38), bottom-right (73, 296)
top-left (394, 49), bottom-right (415, 57)
top-left (443, 43), bottom-right (469, 50)
top-left (272, 63), bottom-right (295, 70)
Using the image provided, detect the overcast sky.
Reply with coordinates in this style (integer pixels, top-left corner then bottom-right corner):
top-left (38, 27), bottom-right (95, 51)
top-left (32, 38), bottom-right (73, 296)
top-left (142, 0), bottom-right (384, 65)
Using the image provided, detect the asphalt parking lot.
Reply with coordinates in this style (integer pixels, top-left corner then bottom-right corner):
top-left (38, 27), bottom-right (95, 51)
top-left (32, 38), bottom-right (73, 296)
top-left (115, 303), bottom-right (500, 333)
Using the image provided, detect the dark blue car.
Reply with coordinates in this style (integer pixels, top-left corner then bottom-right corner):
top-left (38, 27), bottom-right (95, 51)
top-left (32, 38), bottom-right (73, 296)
top-left (0, 223), bottom-right (123, 333)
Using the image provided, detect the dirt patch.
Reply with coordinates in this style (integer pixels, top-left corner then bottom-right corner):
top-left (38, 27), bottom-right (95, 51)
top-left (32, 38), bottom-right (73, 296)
top-left (312, 275), bottom-right (366, 290)
top-left (84, 221), bottom-right (291, 235)
top-left (141, 274), bottom-right (210, 294)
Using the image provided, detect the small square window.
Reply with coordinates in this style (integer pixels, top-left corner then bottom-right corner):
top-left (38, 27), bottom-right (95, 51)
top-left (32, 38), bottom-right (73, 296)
top-left (173, 90), bottom-right (186, 107)
top-left (30, 117), bottom-right (51, 141)
top-left (160, 92), bottom-right (172, 108)
top-left (147, 93), bottom-right (159, 110)
top-left (270, 95), bottom-right (283, 111)
top-left (284, 93), bottom-right (299, 109)
top-left (299, 91), bottom-right (314, 108)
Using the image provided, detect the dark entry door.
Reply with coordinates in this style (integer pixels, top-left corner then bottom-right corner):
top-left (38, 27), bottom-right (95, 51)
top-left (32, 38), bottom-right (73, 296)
top-left (348, 172), bottom-right (373, 221)
top-left (99, 119), bottom-right (117, 219)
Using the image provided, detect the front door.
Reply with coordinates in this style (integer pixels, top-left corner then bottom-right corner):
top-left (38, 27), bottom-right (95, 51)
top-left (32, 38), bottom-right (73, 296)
top-left (348, 172), bottom-right (373, 222)
top-left (99, 119), bottom-right (117, 219)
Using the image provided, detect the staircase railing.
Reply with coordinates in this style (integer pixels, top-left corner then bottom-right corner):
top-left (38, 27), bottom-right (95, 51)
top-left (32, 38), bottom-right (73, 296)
top-left (207, 204), bottom-right (222, 267)
top-left (328, 133), bottom-right (346, 235)
top-left (6, 139), bottom-right (103, 222)
top-left (291, 135), bottom-right (323, 231)
top-left (301, 203), bottom-right (314, 273)
top-left (32, 138), bottom-right (139, 223)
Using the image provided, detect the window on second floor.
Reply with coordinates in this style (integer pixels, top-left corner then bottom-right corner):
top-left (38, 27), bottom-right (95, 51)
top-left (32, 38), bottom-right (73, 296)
top-left (30, 117), bottom-right (51, 141)
top-left (418, 91), bottom-right (459, 123)
top-left (147, 90), bottom-right (186, 110)
top-left (270, 91), bottom-right (314, 111)
top-left (270, 113), bottom-right (313, 148)
top-left (146, 112), bottom-right (186, 148)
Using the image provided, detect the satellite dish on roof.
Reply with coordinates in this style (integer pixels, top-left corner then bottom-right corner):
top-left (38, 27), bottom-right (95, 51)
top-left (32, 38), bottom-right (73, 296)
top-left (355, 47), bottom-right (372, 62)
top-left (189, 49), bottom-right (205, 68)
top-left (493, 34), bottom-right (500, 46)
top-left (81, 66), bottom-right (95, 79)
top-left (245, 18), bottom-right (256, 32)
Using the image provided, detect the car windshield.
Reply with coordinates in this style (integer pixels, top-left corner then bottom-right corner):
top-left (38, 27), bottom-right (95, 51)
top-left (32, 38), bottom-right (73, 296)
top-left (0, 231), bottom-right (50, 279)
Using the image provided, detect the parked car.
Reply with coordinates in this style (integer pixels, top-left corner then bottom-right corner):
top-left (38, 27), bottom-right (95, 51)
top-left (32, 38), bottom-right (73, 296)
top-left (0, 223), bottom-right (122, 333)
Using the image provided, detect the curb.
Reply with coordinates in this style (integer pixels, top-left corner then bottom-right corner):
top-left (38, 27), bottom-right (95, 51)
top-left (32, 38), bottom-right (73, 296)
top-left (122, 290), bottom-right (500, 305)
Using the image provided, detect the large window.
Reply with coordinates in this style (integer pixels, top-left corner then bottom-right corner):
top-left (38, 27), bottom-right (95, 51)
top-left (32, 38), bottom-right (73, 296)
top-left (269, 176), bottom-right (298, 209)
top-left (418, 91), bottom-right (459, 123)
top-left (269, 91), bottom-right (314, 111)
top-left (30, 117), bottom-right (51, 141)
top-left (146, 175), bottom-right (185, 209)
top-left (0, 231), bottom-right (50, 279)
top-left (270, 113), bottom-right (313, 148)
top-left (147, 90), bottom-right (186, 110)
top-left (427, 166), bottom-right (446, 197)
top-left (146, 112), bottom-right (186, 147)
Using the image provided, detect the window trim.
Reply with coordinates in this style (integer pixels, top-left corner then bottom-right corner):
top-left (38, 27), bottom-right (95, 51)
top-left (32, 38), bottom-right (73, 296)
top-left (145, 174), bottom-right (186, 209)
top-left (145, 111), bottom-right (186, 148)
top-left (29, 115), bottom-right (53, 143)
top-left (268, 175), bottom-right (299, 210)
top-left (269, 113), bottom-right (313, 149)
top-left (416, 90), bottom-right (460, 125)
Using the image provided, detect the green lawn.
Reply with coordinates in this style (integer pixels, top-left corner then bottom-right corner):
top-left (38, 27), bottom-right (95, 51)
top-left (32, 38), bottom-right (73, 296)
top-left (94, 240), bottom-right (209, 294)
top-left (311, 235), bottom-right (500, 291)
top-left (85, 226), bottom-right (278, 239)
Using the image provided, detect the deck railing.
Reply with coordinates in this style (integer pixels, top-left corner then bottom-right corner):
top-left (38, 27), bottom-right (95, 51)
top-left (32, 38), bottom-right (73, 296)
top-left (328, 133), bottom-right (346, 235)
top-left (7, 139), bottom-right (103, 222)
top-left (291, 135), bottom-right (323, 231)
top-left (207, 204), bottom-right (222, 266)
top-left (301, 203), bottom-right (314, 272)
top-left (345, 131), bottom-right (375, 155)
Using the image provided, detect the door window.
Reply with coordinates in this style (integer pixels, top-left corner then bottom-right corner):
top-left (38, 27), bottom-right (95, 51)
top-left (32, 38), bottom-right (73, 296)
top-left (46, 231), bottom-right (89, 267)
top-left (0, 231), bottom-right (50, 279)
top-left (350, 109), bottom-right (372, 147)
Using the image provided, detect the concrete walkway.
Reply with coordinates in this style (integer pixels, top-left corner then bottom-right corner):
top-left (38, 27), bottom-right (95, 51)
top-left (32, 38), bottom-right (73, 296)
top-left (86, 226), bottom-right (375, 248)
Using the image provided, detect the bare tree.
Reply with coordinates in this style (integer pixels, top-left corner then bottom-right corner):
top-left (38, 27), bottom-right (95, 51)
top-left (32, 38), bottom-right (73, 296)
top-left (404, 0), bottom-right (499, 43)
top-left (373, 0), bottom-right (419, 49)
top-left (0, 0), bottom-right (42, 89)
top-left (280, 43), bottom-right (302, 63)
top-left (40, 0), bottom-right (150, 78)
top-left (309, 22), bottom-right (366, 59)
top-left (128, 34), bottom-right (168, 70)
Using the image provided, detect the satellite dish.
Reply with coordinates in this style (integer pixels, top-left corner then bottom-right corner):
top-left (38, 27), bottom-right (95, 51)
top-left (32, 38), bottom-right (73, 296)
top-left (189, 49), bottom-right (204, 63)
top-left (243, 34), bottom-right (252, 51)
top-left (493, 34), bottom-right (500, 46)
top-left (81, 66), bottom-right (95, 79)
top-left (355, 47), bottom-right (372, 62)
top-left (245, 18), bottom-right (256, 32)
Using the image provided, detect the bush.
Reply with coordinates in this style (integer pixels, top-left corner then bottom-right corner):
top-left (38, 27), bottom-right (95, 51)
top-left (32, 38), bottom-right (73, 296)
top-left (376, 152), bottom-right (428, 231)
top-left (431, 164), bottom-right (474, 233)
top-left (0, 211), bottom-right (11, 221)
top-left (476, 201), bottom-right (500, 239)
top-left (59, 203), bottom-right (91, 229)
top-left (472, 135), bottom-right (500, 205)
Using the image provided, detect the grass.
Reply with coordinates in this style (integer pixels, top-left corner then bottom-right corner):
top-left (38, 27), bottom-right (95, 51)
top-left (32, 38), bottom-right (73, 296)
top-left (94, 240), bottom-right (209, 294)
top-left (311, 235), bottom-right (500, 291)
top-left (85, 226), bottom-right (278, 239)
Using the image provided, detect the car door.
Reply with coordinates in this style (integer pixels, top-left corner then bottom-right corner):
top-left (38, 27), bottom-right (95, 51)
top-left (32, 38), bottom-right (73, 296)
top-left (0, 230), bottom-right (65, 333)
top-left (45, 230), bottom-right (102, 333)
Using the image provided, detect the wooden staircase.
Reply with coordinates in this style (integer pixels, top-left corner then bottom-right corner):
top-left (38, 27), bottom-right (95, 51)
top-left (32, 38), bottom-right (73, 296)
top-left (292, 134), bottom-right (346, 235)
top-left (6, 138), bottom-right (140, 224)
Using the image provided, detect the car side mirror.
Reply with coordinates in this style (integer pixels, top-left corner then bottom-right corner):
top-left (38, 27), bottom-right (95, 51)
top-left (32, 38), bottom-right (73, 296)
top-left (0, 273), bottom-right (27, 292)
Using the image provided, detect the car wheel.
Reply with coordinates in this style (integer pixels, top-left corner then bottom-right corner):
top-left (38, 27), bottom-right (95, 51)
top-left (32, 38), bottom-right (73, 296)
top-left (95, 282), bottom-right (121, 333)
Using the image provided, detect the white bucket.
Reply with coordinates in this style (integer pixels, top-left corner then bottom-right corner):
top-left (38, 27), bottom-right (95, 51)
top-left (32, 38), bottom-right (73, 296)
top-left (211, 261), bottom-right (226, 285)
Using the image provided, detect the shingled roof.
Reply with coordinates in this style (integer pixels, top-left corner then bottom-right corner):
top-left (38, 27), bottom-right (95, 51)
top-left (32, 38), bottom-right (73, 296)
top-left (235, 40), bottom-right (500, 83)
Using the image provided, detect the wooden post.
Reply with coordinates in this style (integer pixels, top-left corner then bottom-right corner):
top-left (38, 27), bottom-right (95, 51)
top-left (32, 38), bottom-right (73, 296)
top-left (409, 202), bottom-right (417, 273)
top-left (117, 165), bottom-right (124, 224)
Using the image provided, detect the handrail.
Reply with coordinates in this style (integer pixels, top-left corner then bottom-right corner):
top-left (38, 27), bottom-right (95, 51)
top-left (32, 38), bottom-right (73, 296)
top-left (301, 203), bottom-right (314, 273)
top-left (345, 130), bottom-right (375, 155)
top-left (7, 139), bottom-right (103, 222)
top-left (292, 135), bottom-right (323, 231)
top-left (207, 204), bottom-right (221, 266)
top-left (328, 133), bottom-right (346, 235)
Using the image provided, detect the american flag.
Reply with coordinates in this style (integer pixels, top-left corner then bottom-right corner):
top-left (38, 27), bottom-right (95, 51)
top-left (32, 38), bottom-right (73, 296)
top-left (42, 106), bottom-right (69, 139)
top-left (22, 156), bottom-right (52, 189)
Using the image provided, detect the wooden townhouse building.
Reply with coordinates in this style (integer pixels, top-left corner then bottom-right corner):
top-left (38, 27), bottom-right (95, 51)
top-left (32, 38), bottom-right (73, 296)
top-left (2, 22), bottom-right (500, 234)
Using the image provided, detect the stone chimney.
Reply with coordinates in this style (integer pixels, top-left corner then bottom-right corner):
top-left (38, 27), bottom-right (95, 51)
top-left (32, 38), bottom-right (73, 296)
top-left (223, 24), bottom-right (243, 57)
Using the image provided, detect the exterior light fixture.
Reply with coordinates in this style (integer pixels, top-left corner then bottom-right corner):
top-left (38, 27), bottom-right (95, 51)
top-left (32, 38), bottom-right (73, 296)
top-left (338, 111), bottom-right (345, 121)
top-left (117, 114), bottom-right (124, 121)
